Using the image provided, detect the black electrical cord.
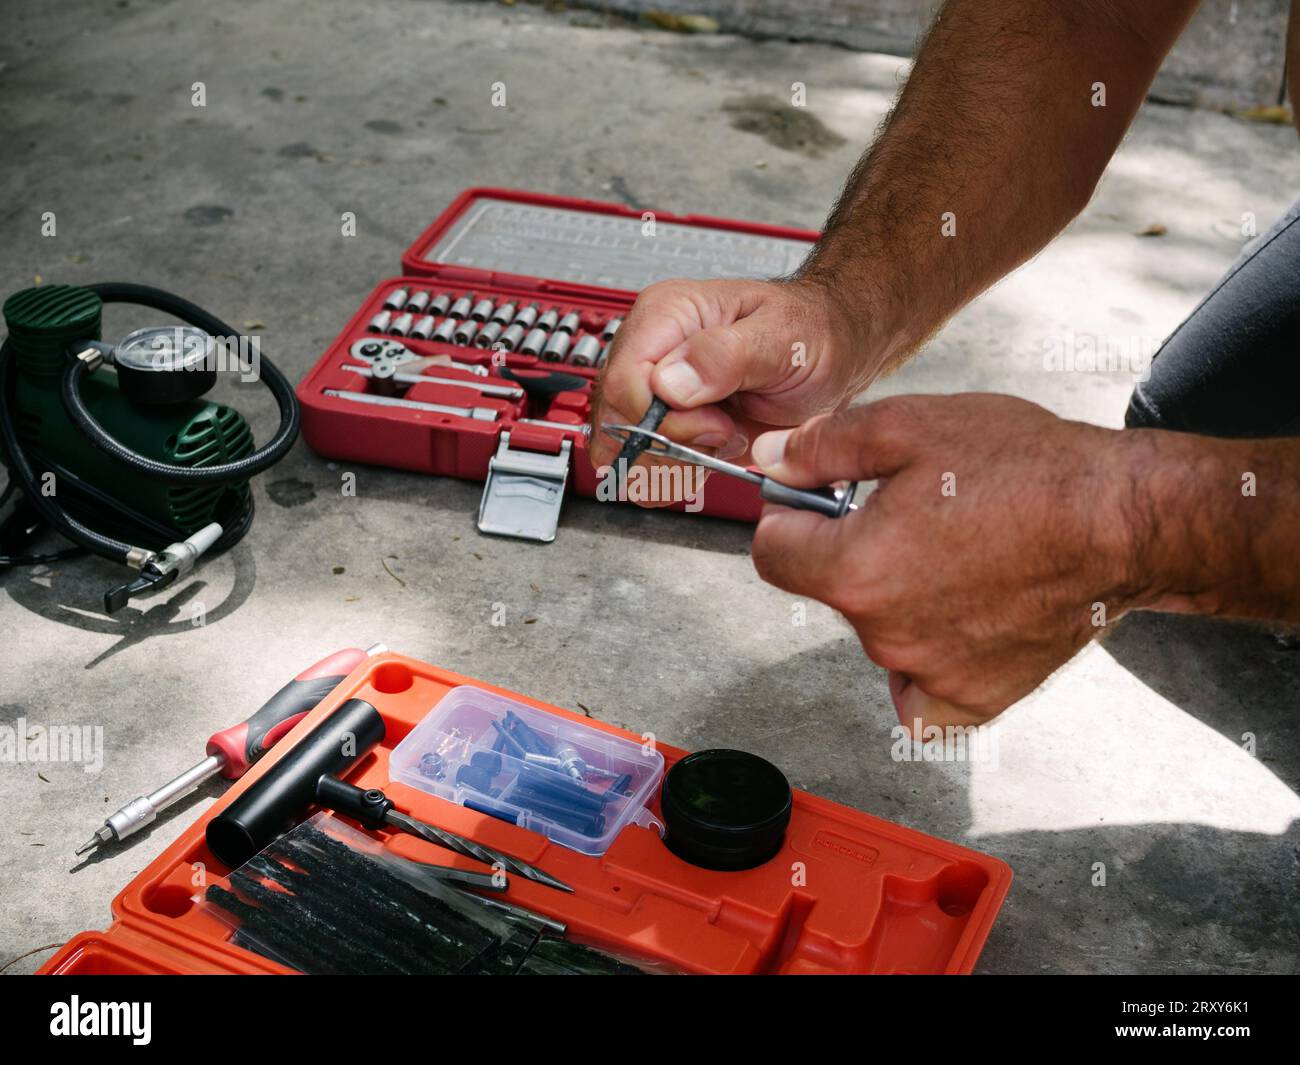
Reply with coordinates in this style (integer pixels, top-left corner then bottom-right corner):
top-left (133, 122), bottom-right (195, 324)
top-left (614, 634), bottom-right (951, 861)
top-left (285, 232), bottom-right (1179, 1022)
top-left (62, 282), bottom-right (300, 484)
top-left (0, 282), bottom-right (296, 582)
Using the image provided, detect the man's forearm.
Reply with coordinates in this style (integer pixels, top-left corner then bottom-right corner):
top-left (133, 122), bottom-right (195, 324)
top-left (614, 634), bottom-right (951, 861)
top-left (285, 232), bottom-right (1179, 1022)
top-left (802, 0), bottom-right (1199, 375)
top-left (1134, 432), bottom-right (1300, 623)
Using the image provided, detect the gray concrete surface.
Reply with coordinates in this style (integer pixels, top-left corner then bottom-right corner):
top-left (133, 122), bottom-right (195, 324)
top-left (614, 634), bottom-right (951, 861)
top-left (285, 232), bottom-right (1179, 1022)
top-left (594, 0), bottom-right (1293, 111)
top-left (1, 0), bottom-right (1298, 975)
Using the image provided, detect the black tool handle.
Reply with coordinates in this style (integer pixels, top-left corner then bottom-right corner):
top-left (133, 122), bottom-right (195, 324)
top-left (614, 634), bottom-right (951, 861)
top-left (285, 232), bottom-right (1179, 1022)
top-left (205, 697), bottom-right (386, 868)
top-left (760, 479), bottom-right (856, 518)
top-left (498, 366), bottom-right (589, 402)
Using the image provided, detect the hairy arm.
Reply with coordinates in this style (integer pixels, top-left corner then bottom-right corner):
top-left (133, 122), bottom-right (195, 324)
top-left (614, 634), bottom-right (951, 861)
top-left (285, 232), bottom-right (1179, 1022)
top-left (804, 0), bottom-right (1202, 380)
top-left (748, 398), bottom-right (1300, 730)
top-left (1140, 432), bottom-right (1300, 622)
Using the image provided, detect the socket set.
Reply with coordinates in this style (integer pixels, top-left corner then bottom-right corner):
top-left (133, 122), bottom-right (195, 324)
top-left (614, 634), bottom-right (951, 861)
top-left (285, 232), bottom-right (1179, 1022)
top-left (368, 286), bottom-right (619, 368)
top-left (297, 188), bottom-right (820, 542)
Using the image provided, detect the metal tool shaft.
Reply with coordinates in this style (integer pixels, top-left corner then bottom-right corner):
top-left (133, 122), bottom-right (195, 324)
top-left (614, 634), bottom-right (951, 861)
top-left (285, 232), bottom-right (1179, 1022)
top-left (384, 809), bottom-right (574, 894)
top-left (324, 388), bottom-right (498, 422)
top-left (76, 753), bottom-right (225, 855)
top-left (340, 363), bottom-right (522, 398)
top-left (601, 424), bottom-right (857, 519)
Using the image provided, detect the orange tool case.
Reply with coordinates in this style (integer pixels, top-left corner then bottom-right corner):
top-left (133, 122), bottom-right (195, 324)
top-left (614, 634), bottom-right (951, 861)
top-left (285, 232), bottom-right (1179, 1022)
top-left (43, 650), bottom-right (1012, 975)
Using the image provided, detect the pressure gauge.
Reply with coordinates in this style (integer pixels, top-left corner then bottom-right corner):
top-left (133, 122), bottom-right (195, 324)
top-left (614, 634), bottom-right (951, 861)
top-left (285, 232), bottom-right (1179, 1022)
top-left (113, 325), bottom-right (217, 404)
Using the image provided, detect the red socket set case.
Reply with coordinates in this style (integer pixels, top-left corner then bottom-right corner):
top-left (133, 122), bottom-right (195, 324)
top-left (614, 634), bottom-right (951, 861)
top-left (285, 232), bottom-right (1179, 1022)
top-left (41, 650), bottom-right (1012, 975)
top-left (296, 188), bottom-right (822, 541)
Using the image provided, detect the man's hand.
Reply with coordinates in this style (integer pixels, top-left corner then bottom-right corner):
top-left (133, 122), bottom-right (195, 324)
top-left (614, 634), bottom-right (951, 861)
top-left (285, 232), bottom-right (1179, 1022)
top-left (588, 277), bottom-right (887, 499)
top-left (749, 395), bottom-right (1151, 732)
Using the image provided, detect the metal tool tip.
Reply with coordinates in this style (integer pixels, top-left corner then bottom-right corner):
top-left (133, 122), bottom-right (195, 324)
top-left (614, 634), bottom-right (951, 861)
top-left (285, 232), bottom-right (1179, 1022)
top-left (75, 825), bottom-right (112, 856)
top-left (536, 871), bottom-right (576, 893)
top-left (602, 423), bottom-right (669, 447)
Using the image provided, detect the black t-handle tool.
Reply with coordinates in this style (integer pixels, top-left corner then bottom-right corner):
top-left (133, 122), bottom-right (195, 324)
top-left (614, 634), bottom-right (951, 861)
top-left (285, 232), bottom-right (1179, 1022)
top-left (206, 698), bottom-right (574, 893)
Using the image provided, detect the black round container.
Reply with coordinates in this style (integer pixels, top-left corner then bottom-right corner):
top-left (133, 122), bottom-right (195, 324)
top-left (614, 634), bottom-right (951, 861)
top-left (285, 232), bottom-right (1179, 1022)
top-left (661, 749), bottom-right (792, 871)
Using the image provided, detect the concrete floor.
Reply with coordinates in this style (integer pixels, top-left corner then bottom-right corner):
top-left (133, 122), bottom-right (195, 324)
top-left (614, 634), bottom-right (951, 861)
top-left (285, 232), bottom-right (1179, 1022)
top-left (2, 0), bottom-right (1298, 975)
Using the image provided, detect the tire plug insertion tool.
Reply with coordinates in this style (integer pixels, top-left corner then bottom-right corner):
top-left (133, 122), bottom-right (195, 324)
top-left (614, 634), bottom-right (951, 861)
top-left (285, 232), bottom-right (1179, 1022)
top-left (601, 424), bottom-right (858, 518)
top-left (76, 644), bottom-right (385, 856)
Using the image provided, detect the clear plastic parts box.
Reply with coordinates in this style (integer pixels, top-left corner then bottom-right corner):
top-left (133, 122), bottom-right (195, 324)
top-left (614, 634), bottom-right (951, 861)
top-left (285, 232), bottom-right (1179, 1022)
top-left (390, 686), bottom-right (665, 857)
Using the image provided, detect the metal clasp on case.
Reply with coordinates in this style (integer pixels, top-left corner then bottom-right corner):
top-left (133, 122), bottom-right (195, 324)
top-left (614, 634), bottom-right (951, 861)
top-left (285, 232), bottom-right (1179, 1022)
top-left (477, 431), bottom-right (572, 542)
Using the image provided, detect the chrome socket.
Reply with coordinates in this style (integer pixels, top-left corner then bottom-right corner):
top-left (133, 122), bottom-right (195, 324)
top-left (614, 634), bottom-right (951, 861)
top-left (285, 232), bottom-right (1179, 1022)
top-left (521, 328), bottom-right (549, 357)
top-left (497, 323), bottom-right (526, 352)
top-left (474, 321), bottom-right (504, 349)
top-left (542, 332), bottom-right (572, 362)
top-left (569, 334), bottom-right (602, 367)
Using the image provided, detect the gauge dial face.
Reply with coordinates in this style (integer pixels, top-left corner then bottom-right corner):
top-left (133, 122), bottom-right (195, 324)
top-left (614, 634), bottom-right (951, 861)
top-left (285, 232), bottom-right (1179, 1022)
top-left (115, 326), bottom-right (214, 374)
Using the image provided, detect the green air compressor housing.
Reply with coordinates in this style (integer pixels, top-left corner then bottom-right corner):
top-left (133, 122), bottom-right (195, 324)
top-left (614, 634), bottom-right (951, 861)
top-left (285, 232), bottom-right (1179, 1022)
top-left (2, 284), bottom-right (254, 535)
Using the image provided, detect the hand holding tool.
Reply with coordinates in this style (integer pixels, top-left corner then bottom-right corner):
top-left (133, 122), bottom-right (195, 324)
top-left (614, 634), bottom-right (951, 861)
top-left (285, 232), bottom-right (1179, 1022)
top-left (601, 424), bottom-right (857, 518)
top-left (76, 645), bottom-right (383, 856)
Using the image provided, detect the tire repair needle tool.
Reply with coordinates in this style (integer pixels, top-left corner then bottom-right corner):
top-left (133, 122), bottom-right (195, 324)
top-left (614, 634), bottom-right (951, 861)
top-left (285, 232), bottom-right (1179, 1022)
top-left (324, 778), bottom-right (575, 894)
top-left (600, 424), bottom-right (859, 518)
top-left (75, 644), bottom-right (385, 857)
top-left (388, 808), bottom-right (574, 893)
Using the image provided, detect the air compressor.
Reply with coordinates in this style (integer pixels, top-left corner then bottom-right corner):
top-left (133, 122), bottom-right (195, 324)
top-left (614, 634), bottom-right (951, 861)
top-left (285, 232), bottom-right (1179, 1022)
top-left (0, 282), bottom-right (299, 613)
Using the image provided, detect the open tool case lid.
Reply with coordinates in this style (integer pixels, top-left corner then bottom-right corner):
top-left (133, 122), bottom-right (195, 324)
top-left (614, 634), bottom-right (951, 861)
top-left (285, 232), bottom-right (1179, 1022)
top-left (399, 187), bottom-right (819, 295)
top-left (43, 650), bottom-right (1012, 975)
top-left (296, 189), bottom-right (820, 541)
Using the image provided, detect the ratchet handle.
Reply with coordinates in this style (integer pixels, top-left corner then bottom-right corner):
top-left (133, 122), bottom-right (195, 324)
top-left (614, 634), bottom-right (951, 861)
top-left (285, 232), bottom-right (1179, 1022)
top-left (760, 479), bottom-right (857, 519)
top-left (205, 647), bottom-right (370, 778)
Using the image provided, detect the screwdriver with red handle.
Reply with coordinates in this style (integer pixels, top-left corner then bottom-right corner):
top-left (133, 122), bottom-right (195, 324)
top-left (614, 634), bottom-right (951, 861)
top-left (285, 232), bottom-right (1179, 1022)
top-left (75, 643), bottom-right (385, 857)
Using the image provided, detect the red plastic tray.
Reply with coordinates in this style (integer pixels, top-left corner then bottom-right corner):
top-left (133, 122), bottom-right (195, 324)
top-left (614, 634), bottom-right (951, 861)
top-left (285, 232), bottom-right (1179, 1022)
top-left (42, 650), bottom-right (1012, 975)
